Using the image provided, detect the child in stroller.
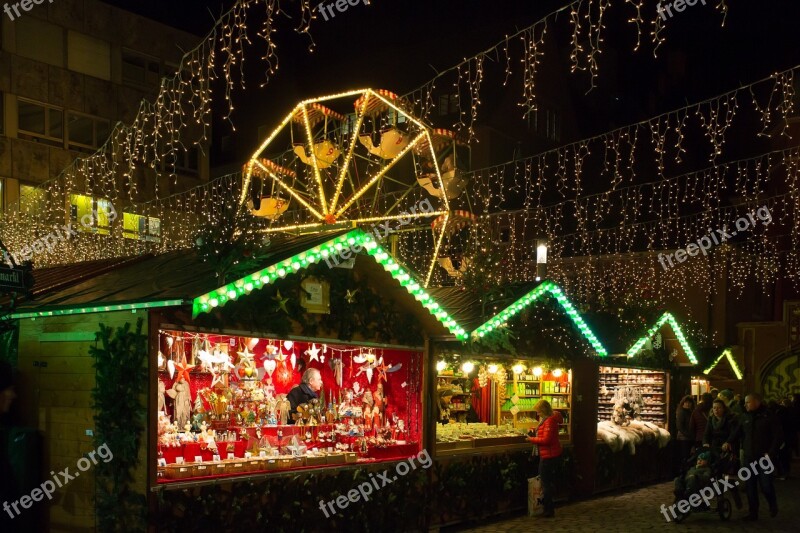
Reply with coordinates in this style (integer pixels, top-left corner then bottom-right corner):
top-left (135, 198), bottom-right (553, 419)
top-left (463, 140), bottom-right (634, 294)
top-left (672, 449), bottom-right (741, 522)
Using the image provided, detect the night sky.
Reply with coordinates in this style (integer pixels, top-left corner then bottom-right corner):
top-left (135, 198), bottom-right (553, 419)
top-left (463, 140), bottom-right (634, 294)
top-left (100, 0), bottom-right (800, 165)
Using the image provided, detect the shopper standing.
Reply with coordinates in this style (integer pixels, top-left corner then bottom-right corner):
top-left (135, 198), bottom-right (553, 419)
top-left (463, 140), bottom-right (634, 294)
top-left (675, 395), bottom-right (695, 469)
top-left (689, 393), bottom-right (713, 449)
top-left (723, 392), bottom-right (783, 521)
top-left (527, 399), bottom-right (563, 518)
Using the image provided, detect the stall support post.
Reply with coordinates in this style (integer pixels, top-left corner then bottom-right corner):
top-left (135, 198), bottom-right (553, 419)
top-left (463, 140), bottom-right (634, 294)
top-left (571, 358), bottom-right (598, 497)
top-left (423, 336), bottom-right (436, 457)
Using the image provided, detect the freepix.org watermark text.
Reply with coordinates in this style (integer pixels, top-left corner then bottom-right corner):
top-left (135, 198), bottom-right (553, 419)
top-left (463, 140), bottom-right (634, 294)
top-left (316, 0), bottom-right (370, 23)
top-left (659, 454), bottom-right (774, 522)
top-left (1, 201), bottom-right (118, 267)
top-left (324, 198), bottom-right (434, 268)
top-left (318, 449), bottom-right (432, 518)
top-left (658, 205), bottom-right (772, 272)
top-left (657, 0), bottom-right (708, 21)
top-left (3, 0), bottom-right (55, 22)
top-left (3, 443), bottom-right (114, 520)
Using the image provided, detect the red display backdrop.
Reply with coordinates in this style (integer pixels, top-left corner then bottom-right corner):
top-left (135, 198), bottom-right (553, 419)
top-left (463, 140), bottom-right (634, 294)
top-left (157, 331), bottom-right (423, 444)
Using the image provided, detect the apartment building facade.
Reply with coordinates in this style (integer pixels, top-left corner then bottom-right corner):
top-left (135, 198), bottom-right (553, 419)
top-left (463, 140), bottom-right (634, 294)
top-left (0, 0), bottom-right (209, 219)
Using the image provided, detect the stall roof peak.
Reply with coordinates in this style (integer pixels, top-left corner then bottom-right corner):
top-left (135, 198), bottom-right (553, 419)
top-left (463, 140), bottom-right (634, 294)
top-left (626, 312), bottom-right (698, 365)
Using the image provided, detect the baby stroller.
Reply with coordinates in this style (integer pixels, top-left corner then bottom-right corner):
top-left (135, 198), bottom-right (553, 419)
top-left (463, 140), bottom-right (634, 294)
top-left (672, 449), bottom-right (740, 523)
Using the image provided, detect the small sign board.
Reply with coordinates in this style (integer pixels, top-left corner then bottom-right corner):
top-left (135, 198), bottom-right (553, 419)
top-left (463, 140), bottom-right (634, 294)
top-left (0, 265), bottom-right (33, 292)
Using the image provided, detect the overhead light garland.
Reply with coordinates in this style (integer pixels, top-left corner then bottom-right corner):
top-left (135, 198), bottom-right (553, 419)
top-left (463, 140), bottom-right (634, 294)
top-left (404, 0), bottom-right (730, 131)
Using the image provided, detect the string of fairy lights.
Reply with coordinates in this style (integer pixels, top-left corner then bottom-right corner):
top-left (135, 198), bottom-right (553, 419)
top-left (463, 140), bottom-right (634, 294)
top-left (0, 0), bottom-right (787, 312)
top-left (403, 0), bottom-right (729, 132)
top-left (0, 0), bottom-right (314, 264)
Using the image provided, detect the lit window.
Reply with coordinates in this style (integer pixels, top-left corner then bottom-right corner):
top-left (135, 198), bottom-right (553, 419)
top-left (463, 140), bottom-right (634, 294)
top-left (123, 212), bottom-right (161, 242)
top-left (20, 185), bottom-right (46, 215)
top-left (68, 194), bottom-right (111, 235)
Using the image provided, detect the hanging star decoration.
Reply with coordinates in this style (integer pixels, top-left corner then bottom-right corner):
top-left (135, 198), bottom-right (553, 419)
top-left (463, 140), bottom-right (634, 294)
top-left (174, 359), bottom-right (195, 385)
top-left (375, 358), bottom-right (390, 383)
top-left (238, 346), bottom-right (257, 377)
top-left (305, 343), bottom-right (321, 363)
top-left (345, 289), bottom-right (359, 304)
top-left (273, 290), bottom-right (290, 314)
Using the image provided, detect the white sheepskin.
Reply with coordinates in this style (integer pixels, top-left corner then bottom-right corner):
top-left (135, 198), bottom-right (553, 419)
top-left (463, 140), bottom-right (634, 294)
top-left (598, 420), bottom-right (672, 454)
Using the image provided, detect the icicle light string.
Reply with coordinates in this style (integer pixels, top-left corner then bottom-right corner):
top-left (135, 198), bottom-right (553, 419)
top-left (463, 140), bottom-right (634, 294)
top-left (397, 155), bottom-right (798, 298)
top-left (0, 0), bottom-right (313, 257)
top-left (405, 0), bottom-right (728, 128)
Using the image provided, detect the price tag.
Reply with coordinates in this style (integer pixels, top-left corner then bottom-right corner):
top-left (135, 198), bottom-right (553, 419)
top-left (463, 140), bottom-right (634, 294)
top-left (194, 456), bottom-right (203, 463)
top-left (212, 454), bottom-right (221, 462)
top-left (259, 451), bottom-right (267, 458)
top-left (175, 457), bottom-right (185, 464)
top-left (157, 458), bottom-right (167, 467)
top-left (245, 452), bottom-right (252, 459)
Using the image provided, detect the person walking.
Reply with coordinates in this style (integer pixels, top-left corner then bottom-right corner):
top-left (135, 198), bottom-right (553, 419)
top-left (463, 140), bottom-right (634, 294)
top-left (719, 389), bottom-right (743, 417)
top-left (675, 395), bottom-right (695, 470)
top-left (723, 392), bottom-right (783, 521)
top-left (527, 399), bottom-right (563, 518)
top-left (703, 398), bottom-right (742, 509)
top-left (689, 393), bottom-right (713, 449)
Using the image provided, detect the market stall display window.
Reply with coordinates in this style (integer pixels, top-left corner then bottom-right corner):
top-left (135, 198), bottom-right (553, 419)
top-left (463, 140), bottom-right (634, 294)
top-left (596, 365), bottom-right (672, 456)
top-left (597, 366), bottom-right (668, 427)
top-left (156, 329), bottom-right (422, 483)
top-left (434, 358), bottom-right (572, 454)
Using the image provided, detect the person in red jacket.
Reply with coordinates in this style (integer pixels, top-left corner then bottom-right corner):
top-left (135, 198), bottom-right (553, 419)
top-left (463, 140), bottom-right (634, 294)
top-left (528, 399), bottom-right (563, 518)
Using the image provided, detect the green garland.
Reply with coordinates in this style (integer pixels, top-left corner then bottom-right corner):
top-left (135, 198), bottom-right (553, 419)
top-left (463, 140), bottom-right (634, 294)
top-left (90, 319), bottom-right (148, 533)
top-left (194, 262), bottom-right (424, 346)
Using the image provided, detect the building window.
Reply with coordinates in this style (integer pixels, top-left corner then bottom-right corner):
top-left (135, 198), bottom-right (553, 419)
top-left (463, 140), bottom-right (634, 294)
top-left (15, 17), bottom-right (64, 67)
top-left (123, 212), bottom-right (161, 242)
top-left (67, 31), bottom-right (111, 81)
top-left (530, 105), bottom-right (561, 143)
top-left (438, 94), bottom-right (459, 116)
top-left (122, 49), bottom-right (163, 87)
top-left (20, 185), bottom-right (46, 215)
top-left (67, 112), bottom-right (111, 151)
top-left (68, 194), bottom-right (112, 235)
top-left (18, 99), bottom-right (64, 144)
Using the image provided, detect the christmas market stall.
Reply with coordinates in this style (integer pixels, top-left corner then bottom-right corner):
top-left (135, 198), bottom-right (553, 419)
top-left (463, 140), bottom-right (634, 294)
top-left (7, 228), bottom-right (470, 531)
top-left (592, 312), bottom-right (699, 494)
top-left (422, 280), bottom-right (610, 524)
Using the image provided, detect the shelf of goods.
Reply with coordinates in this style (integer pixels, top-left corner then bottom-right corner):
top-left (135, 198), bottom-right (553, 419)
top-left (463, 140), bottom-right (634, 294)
top-left (597, 366), bottom-right (669, 427)
top-left (437, 375), bottom-right (471, 421)
top-left (156, 330), bottom-right (423, 484)
top-left (498, 374), bottom-right (572, 437)
top-left (435, 422), bottom-right (528, 452)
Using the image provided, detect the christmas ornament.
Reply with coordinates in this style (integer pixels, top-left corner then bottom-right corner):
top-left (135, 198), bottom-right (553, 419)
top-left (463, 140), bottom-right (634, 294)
top-left (305, 343), bottom-right (321, 362)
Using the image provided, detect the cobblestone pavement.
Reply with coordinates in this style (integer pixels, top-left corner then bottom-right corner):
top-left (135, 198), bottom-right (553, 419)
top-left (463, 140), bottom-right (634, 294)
top-left (456, 471), bottom-right (800, 532)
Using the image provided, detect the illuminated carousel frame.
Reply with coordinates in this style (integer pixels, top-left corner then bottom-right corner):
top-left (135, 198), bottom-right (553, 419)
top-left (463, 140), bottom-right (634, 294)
top-left (239, 89), bottom-right (455, 287)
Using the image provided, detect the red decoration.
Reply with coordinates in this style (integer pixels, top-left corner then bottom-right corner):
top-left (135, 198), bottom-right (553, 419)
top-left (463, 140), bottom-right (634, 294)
top-left (174, 361), bottom-right (195, 385)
